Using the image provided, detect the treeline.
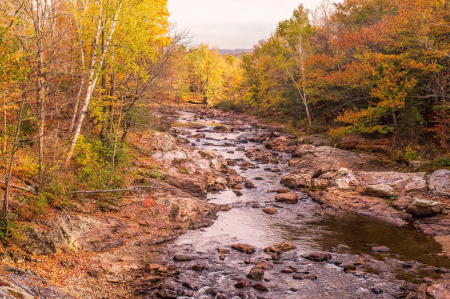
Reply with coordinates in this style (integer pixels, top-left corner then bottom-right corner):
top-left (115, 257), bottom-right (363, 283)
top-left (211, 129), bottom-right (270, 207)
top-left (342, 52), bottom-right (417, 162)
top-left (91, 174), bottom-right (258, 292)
top-left (0, 0), bottom-right (190, 218)
top-left (226, 0), bottom-right (450, 156)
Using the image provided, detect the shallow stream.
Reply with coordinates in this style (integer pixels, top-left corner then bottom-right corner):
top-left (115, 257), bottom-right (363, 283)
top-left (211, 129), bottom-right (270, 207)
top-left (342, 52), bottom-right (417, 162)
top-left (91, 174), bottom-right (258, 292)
top-left (163, 111), bottom-right (449, 298)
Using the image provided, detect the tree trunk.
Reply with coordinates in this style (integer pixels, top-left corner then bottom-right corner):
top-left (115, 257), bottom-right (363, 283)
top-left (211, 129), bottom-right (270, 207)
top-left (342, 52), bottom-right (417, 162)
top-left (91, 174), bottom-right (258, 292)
top-left (392, 109), bottom-right (403, 151)
top-left (65, 3), bottom-right (122, 165)
top-left (3, 97), bottom-right (25, 215)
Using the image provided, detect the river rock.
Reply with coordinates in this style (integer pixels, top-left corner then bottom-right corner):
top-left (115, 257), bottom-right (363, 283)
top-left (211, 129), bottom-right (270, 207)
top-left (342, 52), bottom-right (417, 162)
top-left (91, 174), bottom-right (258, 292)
top-left (263, 207), bottom-right (277, 214)
top-left (253, 283), bottom-right (269, 292)
top-left (364, 184), bottom-right (396, 197)
top-left (281, 268), bottom-right (294, 273)
top-left (218, 248), bottom-right (230, 254)
top-left (277, 189), bottom-right (289, 193)
top-left (231, 244), bottom-right (255, 254)
top-left (191, 133), bottom-right (205, 139)
top-left (264, 242), bottom-right (296, 254)
top-left (427, 281), bottom-right (450, 299)
top-left (244, 180), bottom-right (255, 188)
top-left (245, 149), bottom-right (278, 164)
top-left (247, 266), bottom-right (264, 280)
top-left (173, 255), bottom-right (194, 262)
top-left (216, 294), bottom-right (229, 299)
top-left (265, 136), bottom-right (292, 150)
top-left (301, 251), bottom-right (332, 261)
top-left (429, 170), bottom-right (450, 197)
top-left (343, 263), bottom-right (356, 272)
top-left (214, 125), bottom-right (234, 133)
top-left (234, 279), bottom-right (252, 288)
top-left (157, 289), bottom-right (178, 299)
top-left (233, 190), bottom-right (243, 196)
top-left (227, 159), bottom-right (237, 166)
top-left (215, 177), bottom-right (227, 184)
top-left (281, 169), bottom-right (313, 189)
top-left (275, 192), bottom-right (299, 204)
top-left (182, 281), bottom-right (200, 290)
top-left (406, 199), bottom-right (444, 217)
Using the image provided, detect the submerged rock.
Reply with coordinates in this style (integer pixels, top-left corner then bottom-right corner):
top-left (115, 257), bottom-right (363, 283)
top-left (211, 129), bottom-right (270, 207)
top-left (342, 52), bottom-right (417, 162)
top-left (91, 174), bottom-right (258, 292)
top-left (301, 251), bottom-right (332, 261)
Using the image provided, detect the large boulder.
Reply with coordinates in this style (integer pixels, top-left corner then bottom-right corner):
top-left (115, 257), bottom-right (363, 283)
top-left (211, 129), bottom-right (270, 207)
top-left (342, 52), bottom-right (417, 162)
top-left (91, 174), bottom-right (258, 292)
top-left (281, 169), bottom-right (313, 189)
top-left (406, 199), bottom-right (444, 217)
top-left (429, 170), bottom-right (450, 197)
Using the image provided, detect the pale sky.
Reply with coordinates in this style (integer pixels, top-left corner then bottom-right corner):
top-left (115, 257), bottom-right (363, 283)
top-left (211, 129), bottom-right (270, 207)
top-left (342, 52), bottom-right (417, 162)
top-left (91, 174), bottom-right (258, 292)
top-left (168, 0), bottom-right (327, 49)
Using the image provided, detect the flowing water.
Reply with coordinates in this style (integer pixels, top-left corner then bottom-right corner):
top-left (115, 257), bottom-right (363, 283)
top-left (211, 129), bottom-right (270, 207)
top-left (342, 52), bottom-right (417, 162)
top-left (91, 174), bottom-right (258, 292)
top-left (161, 111), bottom-right (449, 299)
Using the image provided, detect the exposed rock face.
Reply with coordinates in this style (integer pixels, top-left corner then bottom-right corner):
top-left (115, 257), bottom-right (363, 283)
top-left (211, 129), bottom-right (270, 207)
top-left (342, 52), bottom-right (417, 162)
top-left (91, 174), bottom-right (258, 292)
top-left (406, 199), bottom-right (444, 217)
top-left (0, 267), bottom-right (76, 299)
top-left (280, 169), bottom-right (313, 189)
top-left (129, 131), bottom-right (176, 154)
top-left (291, 144), bottom-right (367, 170)
top-left (245, 149), bottom-right (278, 164)
top-left (429, 170), bottom-right (450, 197)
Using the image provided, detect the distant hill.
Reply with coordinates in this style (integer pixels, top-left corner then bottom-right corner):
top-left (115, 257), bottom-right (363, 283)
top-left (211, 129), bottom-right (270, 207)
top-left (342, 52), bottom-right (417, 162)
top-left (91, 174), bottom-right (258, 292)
top-left (217, 49), bottom-right (253, 55)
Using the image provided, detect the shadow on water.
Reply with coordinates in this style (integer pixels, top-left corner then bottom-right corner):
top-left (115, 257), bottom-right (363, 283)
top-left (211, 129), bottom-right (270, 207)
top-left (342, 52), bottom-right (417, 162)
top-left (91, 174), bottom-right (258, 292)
top-left (273, 211), bottom-right (450, 269)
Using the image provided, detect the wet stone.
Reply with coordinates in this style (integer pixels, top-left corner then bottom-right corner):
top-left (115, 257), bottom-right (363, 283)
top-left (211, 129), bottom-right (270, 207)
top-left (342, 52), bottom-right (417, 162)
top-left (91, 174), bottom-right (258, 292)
top-left (182, 281), bottom-right (200, 290)
top-left (218, 248), bottom-right (231, 254)
top-left (244, 258), bottom-right (251, 264)
top-left (173, 255), bottom-right (194, 262)
top-left (301, 251), bottom-right (332, 262)
top-left (191, 264), bottom-right (205, 271)
top-left (263, 207), bottom-right (277, 215)
top-left (247, 266), bottom-right (265, 280)
top-left (343, 263), bottom-right (356, 272)
top-left (231, 244), bottom-right (255, 254)
top-left (157, 289), bottom-right (178, 299)
top-left (233, 190), bottom-right (243, 196)
top-left (264, 242), bottom-right (296, 254)
top-left (216, 294), bottom-right (229, 299)
top-left (253, 283), bottom-right (269, 292)
top-left (281, 268), bottom-right (294, 273)
top-left (234, 279), bottom-right (252, 288)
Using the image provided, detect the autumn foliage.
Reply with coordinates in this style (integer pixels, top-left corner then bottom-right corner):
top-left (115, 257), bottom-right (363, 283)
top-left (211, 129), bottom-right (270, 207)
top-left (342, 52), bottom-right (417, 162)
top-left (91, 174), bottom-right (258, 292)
top-left (236, 0), bottom-right (450, 155)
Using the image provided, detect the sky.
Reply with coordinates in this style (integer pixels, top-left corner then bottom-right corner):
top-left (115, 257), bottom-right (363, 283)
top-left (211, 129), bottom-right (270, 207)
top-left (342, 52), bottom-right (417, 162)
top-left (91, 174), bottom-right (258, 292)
top-left (168, 0), bottom-right (326, 49)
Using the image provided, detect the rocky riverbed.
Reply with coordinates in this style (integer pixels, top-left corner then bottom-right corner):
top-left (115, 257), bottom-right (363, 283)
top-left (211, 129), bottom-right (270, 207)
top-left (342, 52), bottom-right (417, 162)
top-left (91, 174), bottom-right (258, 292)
top-left (1, 107), bottom-right (449, 298)
top-left (127, 108), bottom-right (450, 299)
